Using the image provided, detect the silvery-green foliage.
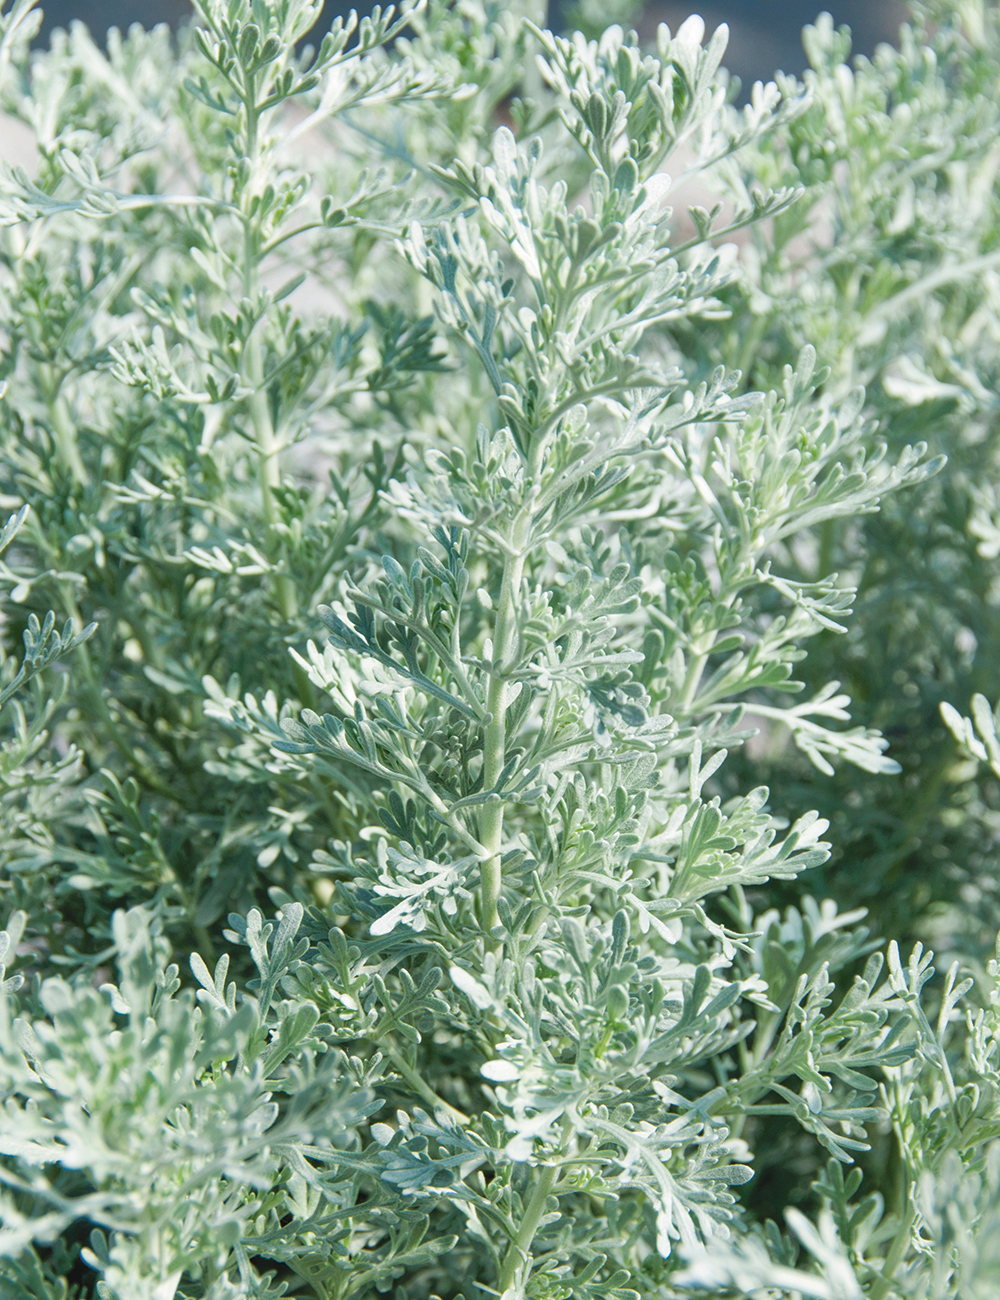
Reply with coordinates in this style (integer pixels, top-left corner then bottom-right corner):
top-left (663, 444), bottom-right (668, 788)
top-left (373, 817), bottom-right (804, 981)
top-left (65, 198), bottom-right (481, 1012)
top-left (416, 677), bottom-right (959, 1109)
top-left (0, 904), bottom-right (386, 1297)
top-left (673, 934), bottom-right (1000, 1299)
top-left (0, 0), bottom-right (466, 932)
top-left (0, 502), bottom-right (95, 917)
top-left (684, 0), bottom-right (1000, 955)
top-left (941, 691), bottom-right (1000, 782)
top-left (0, 0), bottom-right (999, 1297)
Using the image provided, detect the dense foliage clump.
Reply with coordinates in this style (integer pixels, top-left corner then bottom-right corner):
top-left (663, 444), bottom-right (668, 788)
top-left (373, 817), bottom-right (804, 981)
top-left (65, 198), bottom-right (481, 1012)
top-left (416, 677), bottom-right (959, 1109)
top-left (2, 0), bottom-right (1000, 1295)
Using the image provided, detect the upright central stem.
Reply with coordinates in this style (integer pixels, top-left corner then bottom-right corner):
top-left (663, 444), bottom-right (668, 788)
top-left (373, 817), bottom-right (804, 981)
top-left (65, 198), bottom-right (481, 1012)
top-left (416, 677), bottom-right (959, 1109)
top-left (247, 328), bottom-right (277, 511)
top-left (479, 518), bottom-right (529, 934)
top-left (245, 300), bottom-right (297, 622)
top-left (497, 1164), bottom-right (558, 1295)
top-left (242, 88), bottom-right (296, 622)
top-left (46, 376), bottom-right (89, 486)
top-left (678, 629), bottom-right (716, 714)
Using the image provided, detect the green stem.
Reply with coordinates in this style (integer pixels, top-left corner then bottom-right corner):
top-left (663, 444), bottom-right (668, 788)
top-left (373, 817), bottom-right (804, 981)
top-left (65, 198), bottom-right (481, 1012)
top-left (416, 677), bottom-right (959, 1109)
top-left (869, 1200), bottom-right (915, 1300)
top-left (479, 520), bottom-right (529, 934)
top-left (735, 311), bottom-right (767, 382)
top-left (497, 1164), bottom-right (558, 1295)
top-left (383, 1038), bottom-right (469, 1125)
top-left (241, 84), bottom-right (296, 623)
top-left (246, 323), bottom-right (297, 621)
top-left (678, 631), bottom-right (716, 714)
top-left (857, 246), bottom-right (1000, 346)
top-left (45, 374), bottom-right (89, 486)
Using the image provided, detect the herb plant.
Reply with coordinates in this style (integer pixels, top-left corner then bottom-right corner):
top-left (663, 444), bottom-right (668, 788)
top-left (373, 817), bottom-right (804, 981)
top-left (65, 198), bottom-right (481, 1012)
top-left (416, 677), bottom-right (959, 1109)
top-left (1, 1), bottom-right (1000, 1297)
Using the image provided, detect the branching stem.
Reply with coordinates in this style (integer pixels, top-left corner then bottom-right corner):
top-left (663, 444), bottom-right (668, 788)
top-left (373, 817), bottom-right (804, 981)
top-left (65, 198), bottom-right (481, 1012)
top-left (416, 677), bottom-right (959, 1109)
top-left (497, 1164), bottom-right (558, 1295)
top-left (479, 515), bottom-right (530, 934)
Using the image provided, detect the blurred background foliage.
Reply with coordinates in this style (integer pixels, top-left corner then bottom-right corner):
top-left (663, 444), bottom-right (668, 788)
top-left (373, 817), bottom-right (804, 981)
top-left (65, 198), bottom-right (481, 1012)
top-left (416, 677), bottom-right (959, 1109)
top-left (34, 0), bottom-right (910, 90)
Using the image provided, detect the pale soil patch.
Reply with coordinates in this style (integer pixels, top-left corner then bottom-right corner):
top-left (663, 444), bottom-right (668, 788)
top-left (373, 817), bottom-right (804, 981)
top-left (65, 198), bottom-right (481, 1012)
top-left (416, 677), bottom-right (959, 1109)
top-left (0, 114), bottom-right (37, 171)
